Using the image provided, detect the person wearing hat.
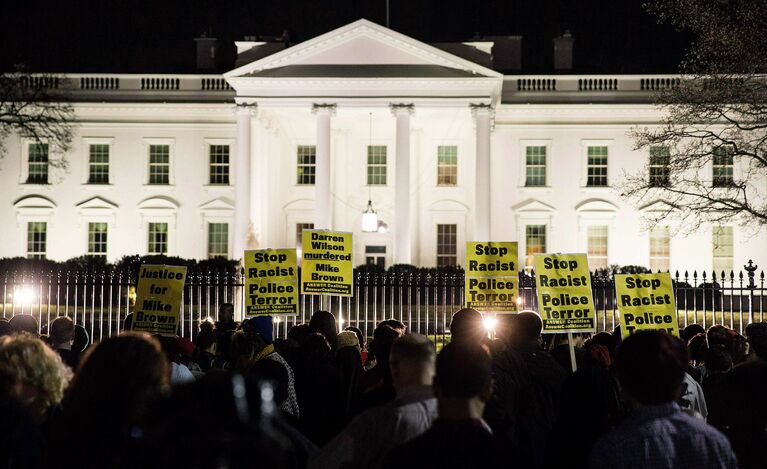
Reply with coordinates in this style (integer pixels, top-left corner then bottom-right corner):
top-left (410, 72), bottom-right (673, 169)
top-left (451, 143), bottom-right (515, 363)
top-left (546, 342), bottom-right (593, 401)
top-left (233, 316), bottom-right (299, 418)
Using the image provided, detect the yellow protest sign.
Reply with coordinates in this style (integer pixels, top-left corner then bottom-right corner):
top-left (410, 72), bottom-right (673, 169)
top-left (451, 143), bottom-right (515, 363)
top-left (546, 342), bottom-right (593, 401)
top-left (615, 273), bottom-right (678, 339)
top-left (465, 242), bottom-right (519, 312)
top-left (301, 230), bottom-right (353, 296)
top-left (132, 264), bottom-right (187, 336)
top-left (244, 249), bottom-right (298, 316)
top-left (534, 253), bottom-right (595, 333)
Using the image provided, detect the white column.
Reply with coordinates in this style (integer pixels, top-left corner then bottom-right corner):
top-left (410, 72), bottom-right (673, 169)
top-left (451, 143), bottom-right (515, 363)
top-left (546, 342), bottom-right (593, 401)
top-left (234, 104), bottom-right (255, 257)
top-left (313, 104), bottom-right (335, 230)
top-left (472, 104), bottom-right (493, 241)
top-left (391, 103), bottom-right (414, 265)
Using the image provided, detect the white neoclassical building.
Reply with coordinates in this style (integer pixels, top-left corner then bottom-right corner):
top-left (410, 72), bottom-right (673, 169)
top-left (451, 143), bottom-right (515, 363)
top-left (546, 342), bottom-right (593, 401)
top-left (1, 19), bottom-right (765, 273)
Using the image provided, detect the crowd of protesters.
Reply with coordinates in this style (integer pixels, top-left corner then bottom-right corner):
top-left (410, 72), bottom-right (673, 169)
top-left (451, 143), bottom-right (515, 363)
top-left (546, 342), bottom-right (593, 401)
top-left (1, 304), bottom-right (765, 468)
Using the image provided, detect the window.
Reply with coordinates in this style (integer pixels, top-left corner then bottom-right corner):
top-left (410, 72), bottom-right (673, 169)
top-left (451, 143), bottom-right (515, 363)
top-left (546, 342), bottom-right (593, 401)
top-left (296, 145), bottom-right (316, 185)
top-left (147, 222), bottom-right (168, 255)
top-left (148, 144), bottom-right (170, 185)
top-left (365, 246), bottom-right (386, 268)
top-left (27, 143), bottom-right (49, 184)
top-left (296, 222), bottom-right (314, 258)
top-left (437, 145), bottom-right (457, 186)
top-left (525, 146), bottom-right (547, 187)
top-left (87, 222), bottom-right (108, 257)
top-left (209, 145), bottom-right (230, 185)
top-left (649, 227), bottom-right (670, 272)
top-left (367, 145), bottom-right (387, 185)
top-left (87, 144), bottom-right (110, 184)
top-left (712, 146), bottom-right (734, 187)
top-left (525, 225), bottom-right (546, 268)
top-left (27, 222), bottom-right (47, 259)
top-left (436, 224), bottom-right (457, 266)
top-left (207, 223), bottom-right (229, 258)
top-left (712, 226), bottom-right (734, 273)
top-left (586, 146), bottom-right (608, 187)
top-left (648, 146), bottom-right (670, 187)
top-left (587, 225), bottom-right (609, 270)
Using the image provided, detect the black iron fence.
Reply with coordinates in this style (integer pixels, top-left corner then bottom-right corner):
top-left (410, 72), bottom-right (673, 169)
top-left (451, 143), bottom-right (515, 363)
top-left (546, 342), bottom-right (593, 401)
top-left (1, 261), bottom-right (764, 346)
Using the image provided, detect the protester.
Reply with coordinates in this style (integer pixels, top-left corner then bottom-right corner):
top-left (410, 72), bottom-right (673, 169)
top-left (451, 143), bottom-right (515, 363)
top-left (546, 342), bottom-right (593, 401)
top-left (0, 333), bottom-right (72, 422)
top-left (231, 316), bottom-right (300, 418)
top-left (344, 325), bottom-right (368, 362)
top-left (358, 324), bottom-right (400, 409)
top-left (504, 310), bottom-right (566, 469)
top-left (721, 322), bottom-right (767, 468)
top-left (310, 333), bottom-right (437, 469)
top-left (0, 318), bottom-right (13, 337)
top-left (448, 308), bottom-right (486, 346)
top-left (48, 316), bottom-right (78, 369)
top-left (383, 341), bottom-right (504, 468)
top-left (215, 302), bottom-right (238, 333)
top-left (9, 314), bottom-right (39, 336)
top-left (48, 333), bottom-right (169, 468)
top-left (295, 332), bottom-right (344, 445)
top-left (307, 310), bottom-right (338, 347)
top-left (589, 330), bottom-right (737, 469)
top-left (336, 331), bottom-right (363, 418)
top-left (157, 334), bottom-right (196, 385)
top-left (0, 333), bottom-right (72, 469)
top-left (193, 320), bottom-right (218, 372)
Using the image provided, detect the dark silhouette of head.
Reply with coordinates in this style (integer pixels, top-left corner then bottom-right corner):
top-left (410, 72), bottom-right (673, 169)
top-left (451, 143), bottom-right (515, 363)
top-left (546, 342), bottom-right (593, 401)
top-left (73, 325), bottom-right (90, 352)
top-left (0, 318), bottom-right (14, 337)
top-left (344, 325), bottom-right (365, 350)
top-left (706, 325), bottom-right (730, 349)
top-left (687, 333), bottom-right (708, 364)
top-left (308, 310), bottom-right (337, 345)
top-left (509, 311), bottom-right (543, 345)
top-left (390, 333), bottom-right (436, 389)
top-left (681, 324), bottom-right (705, 343)
top-left (370, 324), bottom-right (399, 366)
top-left (52, 332), bottom-right (169, 466)
top-left (49, 316), bottom-right (75, 348)
top-left (449, 308), bottom-right (485, 345)
top-left (613, 330), bottom-right (687, 405)
top-left (287, 323), bottom-right (310, 346)
top-left (380, 319), bottom-right (407, 336)
top-left (9, 314), bottom-right (39, 336)
top-left (705, 345), bottom-right (733, 374)
top-left (218, 303), bottom-right (235, 323)
top-left (195, 321), bottom-right (217, 352)
top-left (434, 342), bottom-right (492, 401)
top-left (746, 322), bottom-right (767, 360)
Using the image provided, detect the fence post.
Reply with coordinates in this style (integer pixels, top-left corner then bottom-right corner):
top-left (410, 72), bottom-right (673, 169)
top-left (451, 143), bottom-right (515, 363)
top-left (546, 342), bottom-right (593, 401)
top-left (745, 260), bottom-right (758, 326)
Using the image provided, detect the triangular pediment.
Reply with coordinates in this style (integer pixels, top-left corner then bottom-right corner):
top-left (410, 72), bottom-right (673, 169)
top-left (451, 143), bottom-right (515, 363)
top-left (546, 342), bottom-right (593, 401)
top-left (199, 197), bottom-right (235, 212)
top-left (226, 19), bottom-right (501, 79)
top-left (639, 199), bottom-right (677, 213)
top-left (76, 196), bottom-right (118, 211)
top-left (512, 199), bottom-right (556, 213)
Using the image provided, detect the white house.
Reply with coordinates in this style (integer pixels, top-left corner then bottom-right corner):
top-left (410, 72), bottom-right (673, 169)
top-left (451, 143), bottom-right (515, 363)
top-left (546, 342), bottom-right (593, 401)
top-left (1, 19), bottom-right (764, 274)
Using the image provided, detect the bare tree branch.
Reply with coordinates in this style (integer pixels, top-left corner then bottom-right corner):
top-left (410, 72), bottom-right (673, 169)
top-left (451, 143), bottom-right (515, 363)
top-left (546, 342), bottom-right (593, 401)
top-left (622, 1), bottom-right (767, 231)
top-left (0, 67), bottom-right (75, 172)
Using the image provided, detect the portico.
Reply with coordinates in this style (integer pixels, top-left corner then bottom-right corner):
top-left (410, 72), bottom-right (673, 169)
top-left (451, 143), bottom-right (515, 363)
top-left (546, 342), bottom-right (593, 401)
top-left (224, 19), bottom-right (502, 266)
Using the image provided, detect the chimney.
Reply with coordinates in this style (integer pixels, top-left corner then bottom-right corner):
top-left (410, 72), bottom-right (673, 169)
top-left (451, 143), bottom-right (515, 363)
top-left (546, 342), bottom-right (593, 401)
top-left (552, 30), bottom-right (574, 71)
top-left (488, 35), bottom-right (522, 71)
top-left (195, 33), bottom-right (218, 71)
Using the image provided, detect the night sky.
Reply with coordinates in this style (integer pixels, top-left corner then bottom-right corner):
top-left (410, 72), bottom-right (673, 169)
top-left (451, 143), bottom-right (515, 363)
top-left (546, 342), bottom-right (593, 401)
top-left (1, 0), bottom-right (692, 73)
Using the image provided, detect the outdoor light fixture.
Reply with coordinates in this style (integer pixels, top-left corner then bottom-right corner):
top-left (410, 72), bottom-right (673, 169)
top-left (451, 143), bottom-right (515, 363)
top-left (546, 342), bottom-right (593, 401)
top-left (15, 286), bottom-right (35, 304)
top-left (483, 315), bottom-right (498, 332)
top-left (362, 200), bottom-right (379, 232)
top-left (361, 112), bottom-right (383, 233)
